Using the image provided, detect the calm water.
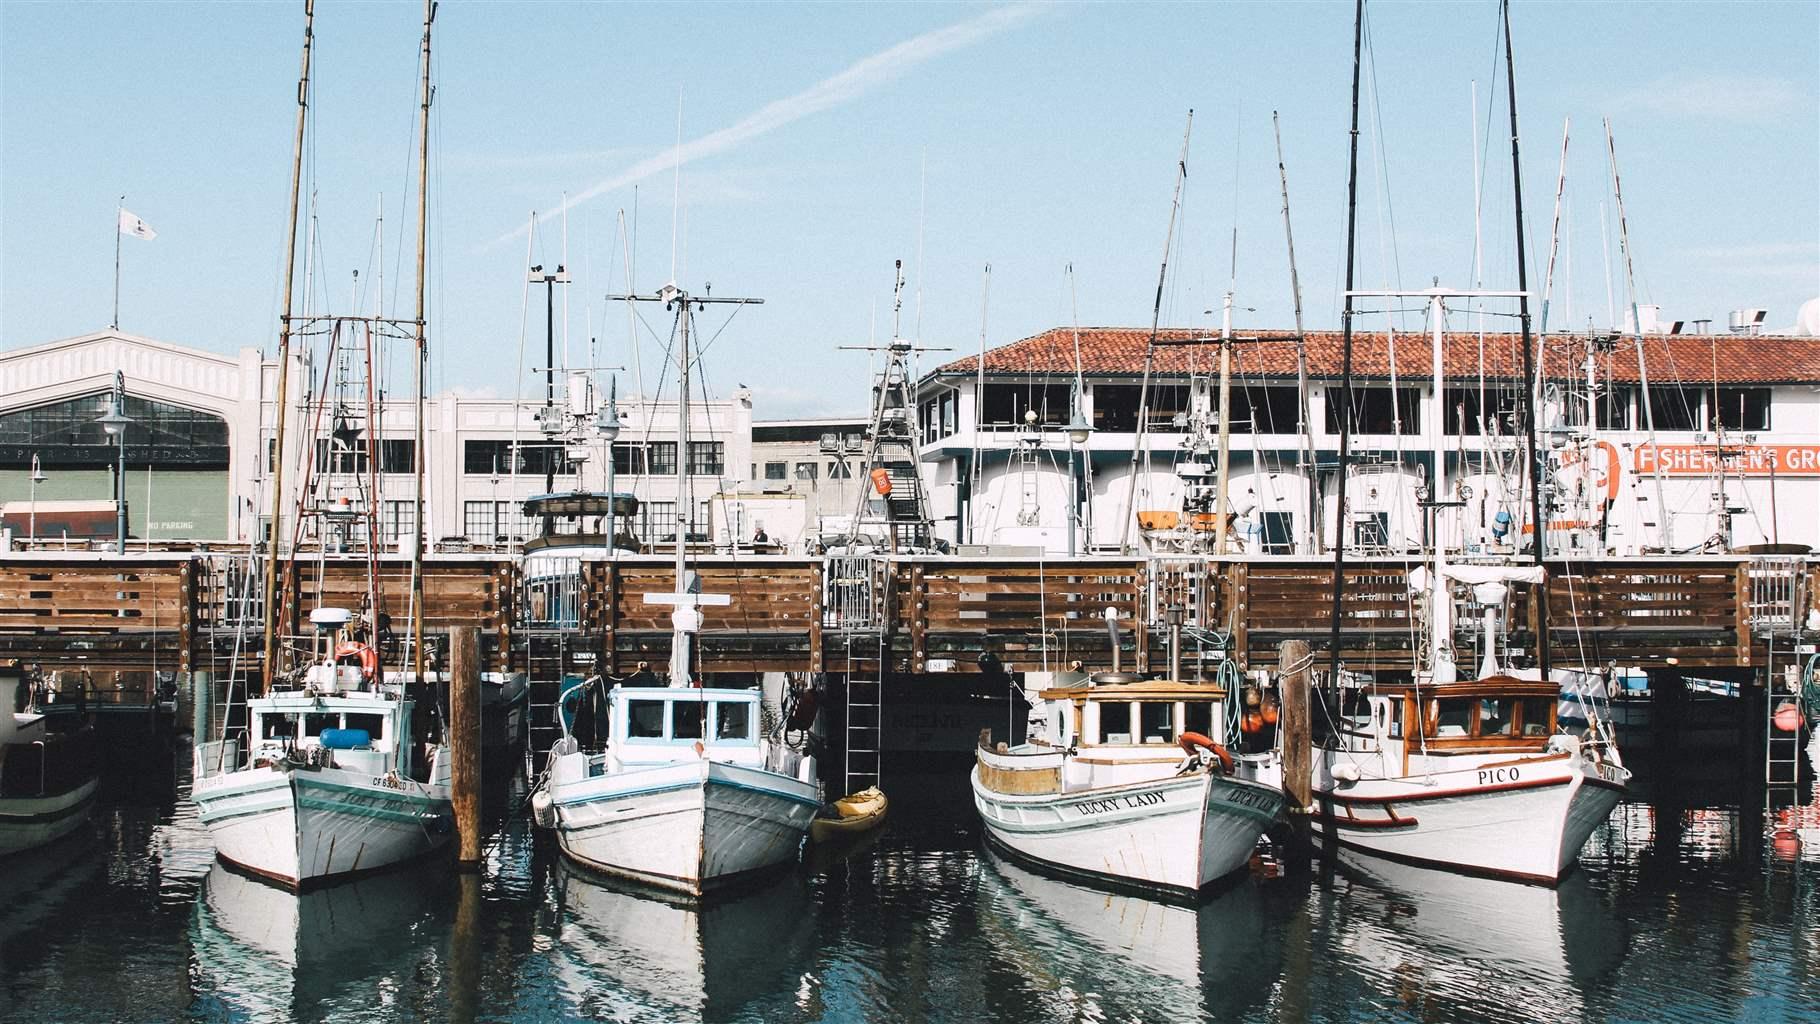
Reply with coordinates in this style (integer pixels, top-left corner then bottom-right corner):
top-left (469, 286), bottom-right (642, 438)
top-left (4, 745), bottom-right (1819, 1024)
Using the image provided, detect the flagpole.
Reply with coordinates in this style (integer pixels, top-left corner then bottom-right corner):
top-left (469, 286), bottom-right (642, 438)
top-left (113, 195), bottom-right (124, 330)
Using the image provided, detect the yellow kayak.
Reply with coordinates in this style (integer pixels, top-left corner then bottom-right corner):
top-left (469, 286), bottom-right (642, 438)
top-left (809, 786), bottom-right (887, 843)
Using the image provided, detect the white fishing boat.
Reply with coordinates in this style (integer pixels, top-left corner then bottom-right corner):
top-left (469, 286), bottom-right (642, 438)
top-left (192, 608), bottom-right (454, 888)
top-left (531, 282), bottom-right (819, 897)
top-left (0, 669), bottom-right (99, 857)
top-left (971, 671), bottom-right (1285, 895)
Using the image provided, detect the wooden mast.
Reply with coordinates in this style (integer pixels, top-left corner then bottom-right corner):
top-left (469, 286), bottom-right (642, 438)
top-left (412, 0), bottom-right (435, 684)
top-left (1325, 0), bottom-right (1367, 694)
top-left (260, 0), bottom-right (316, 692)
top-left (1501, 0), bottom-right (1549, 679)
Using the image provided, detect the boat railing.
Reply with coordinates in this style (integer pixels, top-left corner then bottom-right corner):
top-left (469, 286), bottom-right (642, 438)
top-left (193, 738), bottom-right (243, 780)
top-left (822, 554), bottom-right (887, 631)
top-left (1746, 557), bottom-right (1806, 636)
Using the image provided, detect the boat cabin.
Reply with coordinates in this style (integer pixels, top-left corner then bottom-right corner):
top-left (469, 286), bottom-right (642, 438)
top-left (1337, 676), bottom-right (1559, 755)
top-left (608, 686), bottom-right (764, 768)
top-left (1035, 680), bottom-right (1228, 751)
top-left (247, 694), bottom-right (416, 779)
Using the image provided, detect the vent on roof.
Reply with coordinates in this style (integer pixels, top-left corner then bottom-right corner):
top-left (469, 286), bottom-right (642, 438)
top-left (1729, 308), bottom-right (1769, 335)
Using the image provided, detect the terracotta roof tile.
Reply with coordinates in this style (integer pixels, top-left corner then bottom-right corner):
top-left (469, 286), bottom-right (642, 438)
top-left (933, 327), bottom-right (1820, 385)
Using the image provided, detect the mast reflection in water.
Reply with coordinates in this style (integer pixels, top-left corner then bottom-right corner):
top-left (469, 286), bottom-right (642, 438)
top-left (1, 764), bottom-right (1817, 1022)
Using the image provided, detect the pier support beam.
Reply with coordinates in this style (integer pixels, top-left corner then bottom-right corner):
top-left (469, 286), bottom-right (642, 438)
top-left (189, 670), bottom-right (212, 741)
top-left (449, 624), bottom-right (482, 870)
top-left (1278, 638), bottom-right (1313, 872)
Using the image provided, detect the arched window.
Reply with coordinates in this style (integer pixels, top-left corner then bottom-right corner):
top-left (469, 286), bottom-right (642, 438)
top-left (0, 392), bottom-right (229, 468)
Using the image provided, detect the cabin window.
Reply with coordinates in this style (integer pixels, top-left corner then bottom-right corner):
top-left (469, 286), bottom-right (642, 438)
top-left (1383, 699), bottom-right (1404, 739)
top-left (1184, 701), bottom-right (1214, 738)
top-left (346, 713), bottom-right (385, 741)
top-left (714, 702), bottom-right (751, 741)
top-left (1103, 702), bottom-right (1135, 744)
top-left (1139, 703), bottom-right (1175, 744)
top-left (673, 701), bottom-right (706, 741)
top-left (627, 700), bottom-right (666, 739)
top-left (1477, 698), bottom-right (1515, 737)
top-left (260, 716), bottom-right (294, 740)
top-left (1519, 697), bottom-right (1554, 737)
top-left (1431, 698), bottom-right (1472, 738)
top-left (303, 713), bottom-right (337, 738)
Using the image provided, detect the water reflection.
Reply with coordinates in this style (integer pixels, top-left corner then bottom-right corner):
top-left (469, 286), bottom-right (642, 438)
top-left (548, 862), bottom-right (816, 1022)
top-left (1322, 852), bottom-right (1627, 1022)
top-left (975, 848), bottom-right (1282, 1020)
top-left (190, 862), bottom-right (450, 1022)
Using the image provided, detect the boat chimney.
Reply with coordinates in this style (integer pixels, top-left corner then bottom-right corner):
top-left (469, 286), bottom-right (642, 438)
top-left (1104, 607), bottom-right (1122, 677)
top-left (1166, 605), bottom-right (1183, 683)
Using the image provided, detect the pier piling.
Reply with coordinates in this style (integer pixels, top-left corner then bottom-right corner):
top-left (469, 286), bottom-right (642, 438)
top-left (449, 624), bottom-right (482, 870)
top-left (1278, 638), bottom-right (1313, 872)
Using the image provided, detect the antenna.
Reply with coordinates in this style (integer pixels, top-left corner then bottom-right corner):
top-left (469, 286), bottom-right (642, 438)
top-left (670, 92), bottom-right (683, 286)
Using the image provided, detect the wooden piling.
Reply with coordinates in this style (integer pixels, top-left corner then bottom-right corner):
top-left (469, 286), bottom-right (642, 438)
top-left (449, 624), bottom-right (482, 870)
top-left (1278, 638), bottom-right (1313, 871)
top-left (190, 670), bottom-right (212, 741)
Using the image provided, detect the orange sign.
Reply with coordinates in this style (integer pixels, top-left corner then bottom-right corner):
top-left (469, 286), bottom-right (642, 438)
top-left (1632, 444), bottom-right (1820, 477)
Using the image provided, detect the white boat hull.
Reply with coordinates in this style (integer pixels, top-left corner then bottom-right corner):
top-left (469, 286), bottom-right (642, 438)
top-left (0, 777), bottom-right (98, 857)
top-left (1313, 754), bottom-right (1627, 883)
top-left (193, 767), bottom-right (452, 888)
top-left (551, 759), bottom-right (818, 896)
top-left (970, 768), bottom-right (1283, 893)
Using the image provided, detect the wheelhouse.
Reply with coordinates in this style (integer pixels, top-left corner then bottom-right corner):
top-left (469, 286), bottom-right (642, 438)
top-left (245, 695), bottom-right (414, 777)
top-left (1035, 681), bottom-right (1228, 749)
top-left (609, 686), bottom-right (763, 766)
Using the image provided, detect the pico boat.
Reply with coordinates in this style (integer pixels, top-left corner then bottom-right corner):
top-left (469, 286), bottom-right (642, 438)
top-left (971, 672), bottom-right (1285, 895)
top-left (191, 607), bottom-right (454, 888)
top-left (0, 669), bottom-right (99, 856)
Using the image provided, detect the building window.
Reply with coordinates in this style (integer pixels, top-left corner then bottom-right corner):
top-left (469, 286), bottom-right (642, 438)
top-left (462, 500), bottom-right (533, 544)
top-left (829, 460), bottom-right (853, 479)
top-left (981, 383), bottom-right (1073, 427)
top-left (1091, 383), bottom-right (1189, 433)
top-left (765, 461), bottom-right (788, 480)
top-left (380, 439), bottom-right (416, 474)
top-left (612, 443), bottom-right (647, 475)
top-left (315, 437), bottom-right (369, 474)
top-left (1644, 385), bottom-right (1702, 432)
top-left (1713, 387), bottom-right (1770, 431)
top-left (687, 441), bottom-right (725, 476)
top-left (1325, 387), bottom-right (1420, 435)
top-left (463, 440), bottom-right (578, 476)
top-left (0, 391), bottom-right (229, 469)
top-left (794, 462), bottom-right (819, 481)
top-left (1596, 386), bottom-right (1634, 430)
top-left (1230, 386), bottom-right (1301, 434)
top-left (381, 500), bottom-right (416, 542)
top-left (647, 442), bottom-right (678, 475)
top-left (642, 500), bottom-right (677, 543)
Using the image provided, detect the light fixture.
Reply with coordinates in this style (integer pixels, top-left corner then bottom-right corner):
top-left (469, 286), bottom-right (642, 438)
top-left (96, 397), bottom-right (132, 436)
top-left (1067, 410), bottom-right (1094, 445)
top-left (594, 381), bottom-right (622, 442)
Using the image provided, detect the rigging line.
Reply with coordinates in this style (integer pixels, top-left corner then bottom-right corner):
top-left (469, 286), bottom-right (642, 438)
top-left (510, 212), bottom-right (536, 548)
top-left (1360, 6), bottom-right (1406, 326)
top-left (1120, 110), bottom-right (1194, 553)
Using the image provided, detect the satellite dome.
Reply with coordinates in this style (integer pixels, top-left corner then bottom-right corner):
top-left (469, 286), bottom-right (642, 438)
top-left (1795, 297), bottom-right (1820, 336)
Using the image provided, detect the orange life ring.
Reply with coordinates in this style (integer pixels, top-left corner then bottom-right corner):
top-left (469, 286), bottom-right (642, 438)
top-left (1178, 731), bottom-right (1235, 774)
top-left (334, 641), bottom-right (379, 681)
top-left (869, 467), bottom-right (893, 497)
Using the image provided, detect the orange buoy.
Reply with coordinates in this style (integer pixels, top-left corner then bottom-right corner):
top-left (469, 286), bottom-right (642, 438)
top-left (1773, 702), bottom-right (1803, 733)
top-left (1260, 703), bottom-right (1280, 725)
top-left (1242, 712), bottom-right (1264, 734)
top-left (869, 467), bottom-right (892, 496)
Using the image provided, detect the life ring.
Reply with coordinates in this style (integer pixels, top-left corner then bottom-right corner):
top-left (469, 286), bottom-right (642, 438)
top-left (334, 641), bottom-right (379, 681)
top-left (1178, 731), bottom-right (1235, 774)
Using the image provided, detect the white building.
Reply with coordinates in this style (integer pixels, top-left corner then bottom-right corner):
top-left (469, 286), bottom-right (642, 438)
top-left (0, 329), bottom-right (753, 550)
top-left (915, 323), bottom-right (1820, 557)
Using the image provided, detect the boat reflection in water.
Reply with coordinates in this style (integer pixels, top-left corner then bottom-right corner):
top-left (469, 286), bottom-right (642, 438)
top-left (549, 859), bottom-right (817, 1021)
top-left (975, 847), bottom-right (1283, 1021)
top-left (0, 833), bottom-right (104, 954)
top-left (1326, 850), bottom-right (1627, 1020)
top-left (190, 860), bottom-right (446, 1019)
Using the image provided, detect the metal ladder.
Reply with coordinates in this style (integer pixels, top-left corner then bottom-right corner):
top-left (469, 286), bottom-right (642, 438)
top-left (524, 631), bottom-right (570, 766)
top-left (1766, 633), bottom-right (1808, 812)
top-left (843, 632), bottom-right (886, 794)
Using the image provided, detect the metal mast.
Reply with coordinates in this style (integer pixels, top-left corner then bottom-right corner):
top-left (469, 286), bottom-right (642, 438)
top-left (410, 0), bottom-right (435, 685)
top-left (1325, 0), bottom-right (1366, 694)
top-left (260, 0), bottom-right (316, 692)
top-left (1273, 111), bottom-right (1321, 555)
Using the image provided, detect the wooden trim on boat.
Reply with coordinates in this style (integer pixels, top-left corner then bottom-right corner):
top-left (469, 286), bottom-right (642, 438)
top-left (974, 758), bottom-right (1062, 795)
top-left (1327, 774), bottom-right (1572, 806)
top-left (1335, 808), bottom-right (1418, 829)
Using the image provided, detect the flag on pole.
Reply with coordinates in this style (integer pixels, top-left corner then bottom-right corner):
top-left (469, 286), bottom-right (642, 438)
top-left (118, 209), bottom-right (156, 241)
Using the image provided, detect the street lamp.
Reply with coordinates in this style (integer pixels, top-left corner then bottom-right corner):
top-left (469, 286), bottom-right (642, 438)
top-left (595, 375), bottom-right (622, 551)
top-left (28, 454), bottom-right (46, 543)
top-left (1066, 407), bottom-right (1094, 556)
top-left (95, 371), bottom-right (133, 548)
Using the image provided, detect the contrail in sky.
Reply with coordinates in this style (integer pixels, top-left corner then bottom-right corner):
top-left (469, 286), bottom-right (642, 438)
top-left (485, 4), bottom-right (1046, 248)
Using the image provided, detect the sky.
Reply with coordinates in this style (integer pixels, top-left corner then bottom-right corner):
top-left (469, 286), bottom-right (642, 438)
top-left (3, 1), bottom-right (1816, 418)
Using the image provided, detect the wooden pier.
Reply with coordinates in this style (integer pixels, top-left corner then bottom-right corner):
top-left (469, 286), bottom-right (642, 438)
top-left (1, 551), bottom-right (1811, 681)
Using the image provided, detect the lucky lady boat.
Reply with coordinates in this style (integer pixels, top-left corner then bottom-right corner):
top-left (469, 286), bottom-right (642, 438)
top-left (971, 671), bottom-right (1286, 895)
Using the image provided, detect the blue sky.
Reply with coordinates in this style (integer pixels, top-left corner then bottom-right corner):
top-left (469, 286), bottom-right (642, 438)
top-left (3, 1), bottom-right (1815, 417)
